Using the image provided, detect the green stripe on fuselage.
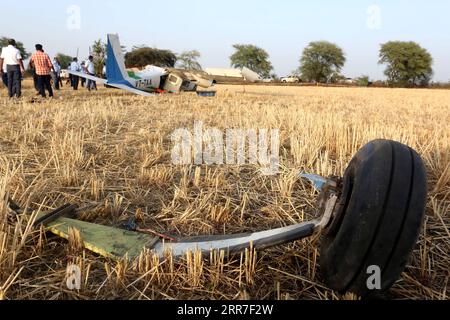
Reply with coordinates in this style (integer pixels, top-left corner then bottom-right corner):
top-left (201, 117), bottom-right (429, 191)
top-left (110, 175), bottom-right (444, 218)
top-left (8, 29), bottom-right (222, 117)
top-left (127, 71), bottom-right (142, 80)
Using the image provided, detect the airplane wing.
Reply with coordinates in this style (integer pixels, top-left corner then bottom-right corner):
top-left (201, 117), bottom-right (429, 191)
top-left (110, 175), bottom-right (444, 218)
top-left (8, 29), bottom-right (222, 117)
top-left (105, 82), bottom-right (154, 97)
top-left (66, 69), bottom-right (153, 96)
top-left (169, 68), bottom-right (215, 88)
top-left (65, 70), bottom-right (107, 84)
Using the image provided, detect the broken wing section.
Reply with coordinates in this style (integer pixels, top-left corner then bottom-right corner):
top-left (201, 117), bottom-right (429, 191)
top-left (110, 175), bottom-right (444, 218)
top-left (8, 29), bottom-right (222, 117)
top-left (241, 67), bottom-right (261, 82)
top-left (40, 213), bottom-right (315, 260)
top-left (153, 222), bottom-right (316, 258)
top-left (65, 70), bottom-right (107, 84)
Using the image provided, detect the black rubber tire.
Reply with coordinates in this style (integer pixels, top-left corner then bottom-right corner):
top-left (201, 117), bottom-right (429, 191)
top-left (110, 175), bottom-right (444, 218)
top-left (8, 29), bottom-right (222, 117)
top-left (319, 140), bottom-right (428, 297)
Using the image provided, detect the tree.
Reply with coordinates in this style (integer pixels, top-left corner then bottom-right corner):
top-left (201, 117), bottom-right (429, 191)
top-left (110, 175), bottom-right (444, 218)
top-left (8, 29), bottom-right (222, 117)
top-left (55, 53), bottom-right (73, 69)
top-left (355, 75), bottom-right (371, 87)
top-left (125, 47), bottom-right (177, 68)
top-left (91, 39), bottom-right (107, 75)
top-left (379, 41), bottom-right (433, 87)
top-left (177, 50), bottom-right (202, 70)
top-left (299, 41), bottom-right (346, 83)
top-left (0, 36), bottom-right (30, 60)
top-left (330, 72), bottom-right (346, 84)
top-left (230, 44), bottom-right (273, 78)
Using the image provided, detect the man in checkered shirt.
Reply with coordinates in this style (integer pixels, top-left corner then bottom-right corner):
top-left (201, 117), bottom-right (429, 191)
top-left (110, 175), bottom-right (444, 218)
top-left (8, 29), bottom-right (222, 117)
top-left (30, 44), bottom-right (54, 98)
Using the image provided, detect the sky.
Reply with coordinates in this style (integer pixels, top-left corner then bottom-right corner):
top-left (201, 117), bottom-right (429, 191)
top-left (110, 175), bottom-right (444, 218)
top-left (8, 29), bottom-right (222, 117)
top-left (1, 0), bottom-right (450, 81)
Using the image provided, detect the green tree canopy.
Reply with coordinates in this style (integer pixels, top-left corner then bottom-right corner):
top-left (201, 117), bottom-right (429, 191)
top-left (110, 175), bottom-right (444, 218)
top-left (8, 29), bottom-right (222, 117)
top-left (91, 39), bottom-right (107, 75)
top-left (177, 50), bottom-right (202, 70)
top-left (230, 44), bottom-right (273, 78)
top-left (299, 41), bottom-right (346, 83)
top-left (55, 53), bottom-right (73, 69)
top-left (355, 75), bottom-right (371, 87)
top-left (0, 36), bottom-right (30, 60)
top-left (125, 47), bottom-right (177, 68)
top-left (379, 41), bottom-right (433, 87)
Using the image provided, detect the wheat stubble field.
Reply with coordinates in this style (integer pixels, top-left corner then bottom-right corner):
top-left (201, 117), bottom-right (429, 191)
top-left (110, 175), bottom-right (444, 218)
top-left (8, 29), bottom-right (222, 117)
top-left (0, 80), bottom-right (448, 300)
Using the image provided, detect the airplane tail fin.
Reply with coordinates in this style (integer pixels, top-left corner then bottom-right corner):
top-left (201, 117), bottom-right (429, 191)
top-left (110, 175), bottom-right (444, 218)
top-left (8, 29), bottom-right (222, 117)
top-left (106, 34), bottom-right (133, 85)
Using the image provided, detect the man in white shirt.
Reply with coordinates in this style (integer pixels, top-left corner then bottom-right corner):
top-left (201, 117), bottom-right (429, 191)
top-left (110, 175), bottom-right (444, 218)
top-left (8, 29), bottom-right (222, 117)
top-left (0, 39), bottom-right (25, 98)
top-left (85, 55), bottom-right (97, 91)
top-left (69, 57), bottom-right (81, 90)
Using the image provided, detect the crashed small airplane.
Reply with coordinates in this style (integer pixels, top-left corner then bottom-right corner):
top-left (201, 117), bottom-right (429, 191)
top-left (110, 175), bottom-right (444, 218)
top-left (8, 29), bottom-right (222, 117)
top-left (66, 34), bottom-right (261, 97)
top-left (67, 34), bottom-right (211, 96)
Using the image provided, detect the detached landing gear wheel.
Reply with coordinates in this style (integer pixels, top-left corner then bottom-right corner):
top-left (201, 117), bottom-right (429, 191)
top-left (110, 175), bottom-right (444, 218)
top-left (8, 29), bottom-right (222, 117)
top-left (319, 140), bottom-right (428, 297)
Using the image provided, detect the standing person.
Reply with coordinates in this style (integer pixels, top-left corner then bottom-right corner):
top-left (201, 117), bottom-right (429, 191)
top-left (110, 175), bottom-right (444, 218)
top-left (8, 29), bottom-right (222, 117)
top-left (0, 39), bottom-right (25, 98)
top-left (85, 55), bottom-right (97, 91)
top-left (80, 61), bottom-right (86, 88)
top-left (69, 57), bottom-right (81, 90)
top-left (32, 50), bottom-right (47, 94)
top-left (0, 51), bottom-right (7, 89)
top-left (29, 44), bottom-right (54, 98)
top-left (52, 57), bottom-right (62, 90)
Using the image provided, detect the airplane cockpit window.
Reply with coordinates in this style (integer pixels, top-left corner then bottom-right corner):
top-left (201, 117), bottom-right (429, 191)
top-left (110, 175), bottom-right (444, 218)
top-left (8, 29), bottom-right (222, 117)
top-left (169, 75), bottom-right (179, 84)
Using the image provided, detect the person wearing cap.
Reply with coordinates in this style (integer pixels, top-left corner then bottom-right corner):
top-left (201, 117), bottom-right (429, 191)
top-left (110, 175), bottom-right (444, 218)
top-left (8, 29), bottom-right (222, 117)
top-left (29, 44), bottom-right (54, 98)
top-left (0, 39), bottom-right (25, 98)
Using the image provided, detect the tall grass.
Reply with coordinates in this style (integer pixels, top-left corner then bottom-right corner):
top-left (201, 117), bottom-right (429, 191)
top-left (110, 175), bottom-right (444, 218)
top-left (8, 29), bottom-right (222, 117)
top-left (0, 82), bottom-right (448, 299)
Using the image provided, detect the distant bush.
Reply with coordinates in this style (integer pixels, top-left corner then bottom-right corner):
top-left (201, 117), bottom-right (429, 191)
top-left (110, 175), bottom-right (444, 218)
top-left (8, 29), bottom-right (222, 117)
top-left (355, 75), bottom-right (371, 87)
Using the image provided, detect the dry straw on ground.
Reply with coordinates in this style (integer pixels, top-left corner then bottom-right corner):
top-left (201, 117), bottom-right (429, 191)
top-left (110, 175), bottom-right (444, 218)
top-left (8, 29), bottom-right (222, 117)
top-left (0, 81), bottom-right (448, 300)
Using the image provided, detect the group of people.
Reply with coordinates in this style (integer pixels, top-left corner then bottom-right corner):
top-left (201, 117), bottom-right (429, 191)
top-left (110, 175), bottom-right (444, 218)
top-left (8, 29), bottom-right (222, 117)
top-left (0, 38), bottom-right (98, 99)
top-left (68, 56), bottom-right (97, 91)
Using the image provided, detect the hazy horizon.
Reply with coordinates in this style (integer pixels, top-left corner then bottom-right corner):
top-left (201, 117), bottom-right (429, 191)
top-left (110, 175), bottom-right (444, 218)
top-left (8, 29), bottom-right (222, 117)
top-left (2, 0), bottom-right (449, 81)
